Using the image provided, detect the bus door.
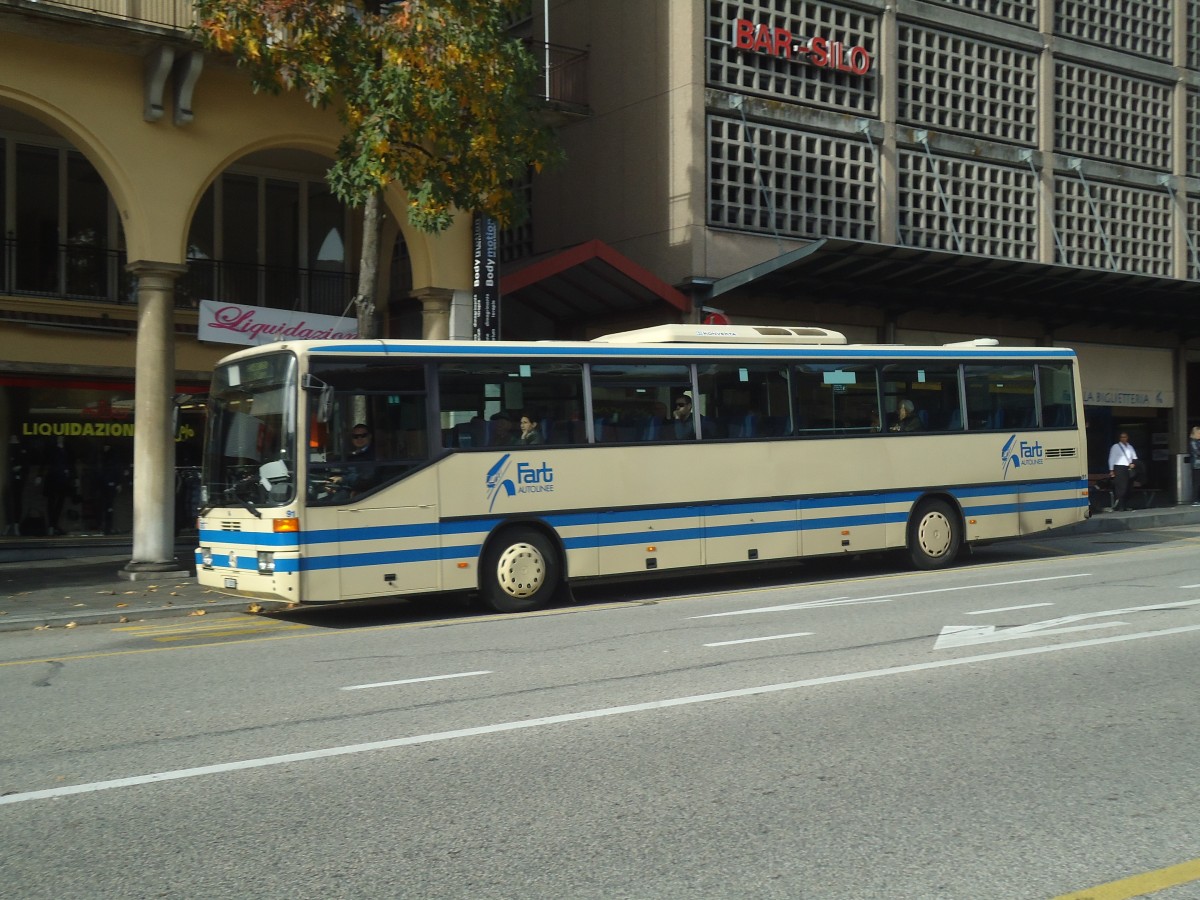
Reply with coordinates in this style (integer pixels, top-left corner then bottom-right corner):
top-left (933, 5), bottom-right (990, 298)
top-left (335, 486), bottom-right (440, 599)
top-left (305, 356), bottom-right (439, 599)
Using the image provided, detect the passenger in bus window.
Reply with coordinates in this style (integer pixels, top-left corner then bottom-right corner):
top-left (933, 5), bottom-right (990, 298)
top-left (489, 412), bottom-right (517, 446)
top-left (673, 393), bottom-right (712, 440)
top-left (518, 413), bottom-right (543, 445)
top-left (890, 399), bottom-right (923, 432)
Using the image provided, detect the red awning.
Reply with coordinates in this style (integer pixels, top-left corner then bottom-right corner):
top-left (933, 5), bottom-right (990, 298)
top-left (501, 239), bottom-right (690, 325)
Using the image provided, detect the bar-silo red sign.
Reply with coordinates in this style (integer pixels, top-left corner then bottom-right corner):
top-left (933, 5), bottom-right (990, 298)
top-left (732, 18), bottom-right (872, 75)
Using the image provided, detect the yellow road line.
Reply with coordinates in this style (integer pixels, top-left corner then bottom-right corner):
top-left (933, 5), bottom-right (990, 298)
top-left (115, 616), bottom-right (273, 635)
top-left (1052, 857), bottom-right (1200, 899)
top-left (151, 623), bottom-right (309, 641)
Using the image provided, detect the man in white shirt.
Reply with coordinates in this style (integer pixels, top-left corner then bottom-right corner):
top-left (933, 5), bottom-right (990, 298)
top-left (1107, 432), bottom-right (1139, 511)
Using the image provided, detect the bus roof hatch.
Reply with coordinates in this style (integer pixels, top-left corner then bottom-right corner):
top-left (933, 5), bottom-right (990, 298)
top-left (592, 324), bottom-right (848, 345)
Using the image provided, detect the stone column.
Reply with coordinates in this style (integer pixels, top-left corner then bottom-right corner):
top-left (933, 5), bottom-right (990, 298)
top-left (121, 261), bottom-right (191, 580)
top-left (414, 287), bottom-right (454, 340)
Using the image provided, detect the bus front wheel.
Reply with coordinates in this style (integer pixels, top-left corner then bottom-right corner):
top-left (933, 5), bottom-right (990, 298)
top-left (907, 499), bottom-right (961, 569)
top-left (480, 527), bottom-right (561, 613)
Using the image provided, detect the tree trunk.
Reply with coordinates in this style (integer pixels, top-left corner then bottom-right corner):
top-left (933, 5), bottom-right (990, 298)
top-left (354, 190), bottom-right (381, 339)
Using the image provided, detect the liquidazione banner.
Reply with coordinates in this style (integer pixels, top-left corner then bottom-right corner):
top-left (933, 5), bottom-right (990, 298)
top-left (199, 300), bottom-right (359, 347)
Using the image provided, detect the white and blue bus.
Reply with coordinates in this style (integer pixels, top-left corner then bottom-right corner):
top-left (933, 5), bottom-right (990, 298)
top-left (196, 324), bottom-right (1088, 612)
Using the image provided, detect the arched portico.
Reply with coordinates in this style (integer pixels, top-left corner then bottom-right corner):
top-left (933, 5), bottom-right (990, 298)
top-left (0, 29), bottom-right (474, 566)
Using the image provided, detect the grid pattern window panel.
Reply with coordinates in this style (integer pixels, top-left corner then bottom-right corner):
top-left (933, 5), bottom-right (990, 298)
top-left (897, 152), bottom-right (1038, 258)
top-left (1191, 198), bottom-right (1200, 281)
top-left (1189, 89), bottom-right (1200, 180)
top-left (1054, 177), bottom-right (1173, 275)
top-left (1055, 63), bottom-right (1172, 170)
top-left (1190, 0), bottom-right (1200, 70)
top-left (1055, 0), bottom-right (1172, 60)
top-left (708, 115), bottom-right (877, 240)
top-left (707, 0), bottom-right (878, 114)
top-left (914, 0), bottom-right (1037, 27)
top-left (898, 25), bottom-right (1038, 144)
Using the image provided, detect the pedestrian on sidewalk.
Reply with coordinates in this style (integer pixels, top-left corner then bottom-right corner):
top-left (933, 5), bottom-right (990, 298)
top-left (1108, 432), bottom-right (1139, 511)
top-left (1189, 426), bottom-right (1200, 505)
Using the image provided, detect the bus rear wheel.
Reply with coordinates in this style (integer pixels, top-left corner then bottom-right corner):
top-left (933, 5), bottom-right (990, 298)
top-left (907, 499), bottom-right (961, 569)
top-left (480, 527), bottom-right (561, 613)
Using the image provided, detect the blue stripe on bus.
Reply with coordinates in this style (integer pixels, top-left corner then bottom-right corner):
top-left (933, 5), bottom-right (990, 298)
top-left (310, 343), bottom-right (1077, 361)
top-left (298, 543), bottom-right (482, 571)
top-left (199, 479), bottom-right (1087, 574)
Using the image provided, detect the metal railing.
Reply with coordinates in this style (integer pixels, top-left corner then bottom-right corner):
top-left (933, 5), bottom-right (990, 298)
top-left (9, 4), bottom-right (590, 110)
top-left (4, 0), bottom-right (195, 30)
top-left (528, 41), bottom-right (589, 110)
top-left (0, 238), bottom-right (357, 315)
top-left (179, 259), bottom-right (357, 317)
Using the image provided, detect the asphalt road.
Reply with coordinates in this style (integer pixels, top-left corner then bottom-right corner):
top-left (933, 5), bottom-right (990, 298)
top-left (3, 527), bottom-right (1200, 899)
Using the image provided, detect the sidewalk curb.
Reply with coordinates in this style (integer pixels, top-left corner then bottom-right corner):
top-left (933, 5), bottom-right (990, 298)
top-left (0, 597), bottom-right (266, 633)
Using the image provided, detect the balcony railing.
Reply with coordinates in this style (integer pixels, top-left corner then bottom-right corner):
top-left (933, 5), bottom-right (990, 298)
top-left (10, 4), bottom-right (589, 111)
top-left (4, 0), bottom-right (195, 30)
top-left (0, 238), bottom-right (357, 316)
top-left (528, 41), bottom-right (589, 111)
top-left (180, 259), bottom-right (357, 318)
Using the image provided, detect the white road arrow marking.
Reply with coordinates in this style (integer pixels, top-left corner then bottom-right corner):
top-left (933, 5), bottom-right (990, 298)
top-left (935, 599), bottom-right (1200, 649)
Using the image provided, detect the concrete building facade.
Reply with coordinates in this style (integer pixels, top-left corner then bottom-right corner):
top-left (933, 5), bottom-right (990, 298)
top-left (504, 0), bottom-right (1200, 493)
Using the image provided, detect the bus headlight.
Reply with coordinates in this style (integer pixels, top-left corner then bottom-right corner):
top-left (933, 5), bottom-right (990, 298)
top-left (200, 547), bottom-right (213, 568)
top-left (257, 551), bottom-right (275, 574)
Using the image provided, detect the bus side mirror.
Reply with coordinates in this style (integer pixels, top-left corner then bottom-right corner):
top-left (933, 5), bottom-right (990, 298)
top-left (302, 375), bottom-right (335, 423)
top-left (317, 385), bottom-right (334, 423)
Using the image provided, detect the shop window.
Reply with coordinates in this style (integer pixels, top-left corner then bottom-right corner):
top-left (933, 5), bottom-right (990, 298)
top-left (2, 377), bottom-right (205, 536)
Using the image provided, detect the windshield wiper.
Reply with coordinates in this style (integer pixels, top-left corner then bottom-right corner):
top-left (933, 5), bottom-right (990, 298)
top-left (200, 482), bottom-right (263, 518)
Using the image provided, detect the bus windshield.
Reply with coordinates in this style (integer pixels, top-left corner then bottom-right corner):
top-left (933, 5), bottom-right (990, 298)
top-left (200, 352), bottom-right (297, 513)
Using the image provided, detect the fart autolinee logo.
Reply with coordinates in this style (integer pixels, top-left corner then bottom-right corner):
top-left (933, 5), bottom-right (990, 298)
top-left (486, 454), bottom-right (555, 511)
top-left (1001, 434), bottom-right (1044, 478)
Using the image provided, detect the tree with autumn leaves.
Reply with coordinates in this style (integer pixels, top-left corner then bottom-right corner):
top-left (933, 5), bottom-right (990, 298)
top-left (193, 0), bottom-right (560, 336)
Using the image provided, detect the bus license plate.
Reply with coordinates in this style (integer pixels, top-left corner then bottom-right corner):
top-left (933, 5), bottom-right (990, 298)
top-left (224, 577), bottom-right (237, 589)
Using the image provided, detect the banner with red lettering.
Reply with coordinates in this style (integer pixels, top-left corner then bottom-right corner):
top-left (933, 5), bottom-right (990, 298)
top-left (198, 300), bottom-right (359, 347)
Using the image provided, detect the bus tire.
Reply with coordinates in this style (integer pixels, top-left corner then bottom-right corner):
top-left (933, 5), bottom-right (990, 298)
top-left (907, 499), bottom-right (961, 570)
top-left (480, 527), bottom-right (561, 613)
